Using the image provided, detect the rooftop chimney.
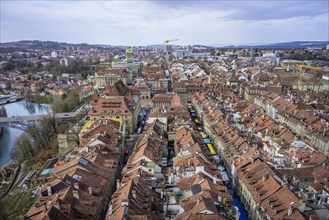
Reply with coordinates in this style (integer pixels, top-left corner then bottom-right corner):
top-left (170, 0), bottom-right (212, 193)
top-left (121, 199), bottom-right (129, 207)
top-left (213, 176), bottom-right (217, 184)
top-left (47, 186), bottom-right (52, 196)
top-left (132, 190), bottom-right (137, 199)
top-left (72, 190), bottom-right (79, 200)
top-left (116, 179), bottom-right (121, 190)
top-left (287, 206), bottom-right (293, 216)
top-left (88, 187), bottom-right (92, 195)
top-left (108, 204), bottom-right (113, 215)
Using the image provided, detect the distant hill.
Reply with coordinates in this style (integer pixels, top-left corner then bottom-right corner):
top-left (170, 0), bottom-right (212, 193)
top-left (1, 40), bottom-right (328, 50)
top-left (0, 40), bottom-right (101, 50)
top-left (222, 41), bottom-right (329, 49)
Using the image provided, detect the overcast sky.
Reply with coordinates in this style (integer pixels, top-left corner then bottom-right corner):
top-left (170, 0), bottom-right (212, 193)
top-left (1, 0), bottom-right (328, 46)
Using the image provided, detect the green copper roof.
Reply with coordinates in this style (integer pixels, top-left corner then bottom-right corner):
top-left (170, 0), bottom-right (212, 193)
top-left (126, 47), bottom-right (133, 54)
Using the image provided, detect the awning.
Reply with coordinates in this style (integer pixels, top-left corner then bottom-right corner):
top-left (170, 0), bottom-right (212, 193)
top-left (214, 155), bottom-right (221, 163)
top-left (41, 168), bottom-right (56, 175)
top-left (207, 144), bottom-right (216, 155)
top-left (204, 139), bottom-right (211, 144)
top-left (221, 174), bottom-right (229, 182)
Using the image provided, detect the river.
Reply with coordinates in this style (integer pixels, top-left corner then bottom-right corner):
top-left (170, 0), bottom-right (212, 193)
top-left (0, 101), bottom-right (51, 168)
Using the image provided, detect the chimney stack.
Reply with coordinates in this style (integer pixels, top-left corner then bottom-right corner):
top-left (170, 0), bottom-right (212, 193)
top-left (288, 206), bottom-right (293, 216)
top-left (47, 186), bottom-right (52, 196)
top-left (88, 187), bottom-right (92, 195)
top-left (108, 204), bottom-right (113, 215)
top-left (72, 190), bottom-right (79, 200)
top-left (132, 190), bottom-right (137, 199)
top-left (121, 199), bottom-right (129, 207)
top-left (213, 176), bottom-right (217, 184)
top-left (116, 179), bottom-right (121, 190)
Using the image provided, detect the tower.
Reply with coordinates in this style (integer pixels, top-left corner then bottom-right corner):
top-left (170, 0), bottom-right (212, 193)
top-left (126, 46), bottom-right (134, 63)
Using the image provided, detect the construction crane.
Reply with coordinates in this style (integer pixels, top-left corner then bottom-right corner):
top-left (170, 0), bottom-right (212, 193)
top-left (164, 39), bottom-right (179, 60)
top-left (296, 64), bottom-right (323, 90)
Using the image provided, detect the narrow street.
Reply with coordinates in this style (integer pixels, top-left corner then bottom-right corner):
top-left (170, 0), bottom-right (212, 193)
top-left (186, 102), bottom-right (248, 220)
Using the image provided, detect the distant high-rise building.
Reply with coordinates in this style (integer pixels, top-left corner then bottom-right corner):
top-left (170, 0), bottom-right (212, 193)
top-left (174, 50), bottom-right (191, 58)
top-left (326, 44), bottom-right (329, 50)
top-left (60, 57), bottom-right (73, 66)
top-left (51, 51), bottom-right (57, 58)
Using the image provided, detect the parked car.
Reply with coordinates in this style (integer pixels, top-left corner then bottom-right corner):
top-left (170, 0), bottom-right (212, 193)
top-left (137, 127), bottom-right (142, 134)
top-left (124, 149), bottom-right (129, 156)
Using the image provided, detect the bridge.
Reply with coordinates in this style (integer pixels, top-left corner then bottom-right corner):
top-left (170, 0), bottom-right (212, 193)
top-left (0, 95), bottom-right (24, 105)
top-left (0, 111), bottom-right (84, 130)
top-left (0, 102), bottom-right (90, 130)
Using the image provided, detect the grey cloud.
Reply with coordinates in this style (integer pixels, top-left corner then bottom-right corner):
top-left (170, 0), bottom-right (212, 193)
top-left (151, 0), bottom-right (328, 21)
top-left (1, 0), bottom-right (328, 45)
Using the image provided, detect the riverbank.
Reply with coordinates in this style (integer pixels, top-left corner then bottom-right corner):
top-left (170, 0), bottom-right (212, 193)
top-left (0, 101), bottom-right (51, 168)
top-left (0, 160), bottom-right (14, 169)
top-left (26, 95), bottom-right (53, 104)
top-left (0, 106), bottom-right (7, 137)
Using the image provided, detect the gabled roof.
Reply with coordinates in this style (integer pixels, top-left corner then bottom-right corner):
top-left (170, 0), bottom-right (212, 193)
top-left (103, 80), bottom-right (130, 97)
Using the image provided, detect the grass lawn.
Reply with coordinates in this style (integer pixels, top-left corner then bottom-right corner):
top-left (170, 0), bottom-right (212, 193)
top-left (31, 162), bottom-right (43, 170)
top-left (1, 187), bottom-right (36, 219)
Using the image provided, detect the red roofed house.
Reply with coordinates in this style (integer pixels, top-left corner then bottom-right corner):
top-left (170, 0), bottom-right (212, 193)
top-left (89, 80), bottom-right (140, 134)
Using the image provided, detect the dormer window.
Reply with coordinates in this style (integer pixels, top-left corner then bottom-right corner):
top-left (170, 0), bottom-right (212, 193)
top-left (261, 206), bottom-right (266, 212)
